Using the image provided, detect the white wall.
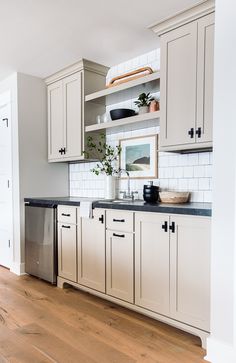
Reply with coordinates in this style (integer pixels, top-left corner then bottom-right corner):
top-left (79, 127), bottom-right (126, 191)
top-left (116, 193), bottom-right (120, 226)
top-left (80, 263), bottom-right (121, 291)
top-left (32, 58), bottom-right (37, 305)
top-left (70, 50), bottom-right (213, 202)
top-left (206, 1), bottom-right (236, 362)
top-left (0, 73), bottom-right (69, 275)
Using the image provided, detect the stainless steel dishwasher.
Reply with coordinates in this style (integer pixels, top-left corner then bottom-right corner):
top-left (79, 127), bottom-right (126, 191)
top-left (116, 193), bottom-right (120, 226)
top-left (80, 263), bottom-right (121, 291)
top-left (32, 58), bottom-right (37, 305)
top-left (25, 202), bottom-right (57, 284)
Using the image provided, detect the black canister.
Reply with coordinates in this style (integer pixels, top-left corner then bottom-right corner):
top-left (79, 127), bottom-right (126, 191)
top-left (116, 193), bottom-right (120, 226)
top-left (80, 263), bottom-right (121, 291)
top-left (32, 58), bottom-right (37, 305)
top-left (143, 181), bottom-right (160, 203)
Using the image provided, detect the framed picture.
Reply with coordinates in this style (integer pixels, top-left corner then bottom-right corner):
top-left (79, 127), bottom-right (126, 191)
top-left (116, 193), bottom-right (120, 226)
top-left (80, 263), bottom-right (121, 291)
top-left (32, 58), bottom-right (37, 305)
top-left (119, 134), bottom-right (158, 179)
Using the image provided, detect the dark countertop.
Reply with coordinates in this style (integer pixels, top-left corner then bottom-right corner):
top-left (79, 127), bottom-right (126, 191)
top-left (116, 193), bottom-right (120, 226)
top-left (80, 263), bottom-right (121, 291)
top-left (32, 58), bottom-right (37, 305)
top-left (24, 197), bottom-right (212, 217)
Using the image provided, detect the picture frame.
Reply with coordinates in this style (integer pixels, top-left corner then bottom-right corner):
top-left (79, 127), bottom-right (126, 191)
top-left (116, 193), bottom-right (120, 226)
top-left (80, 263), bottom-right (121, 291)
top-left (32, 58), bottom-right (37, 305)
top-left (119, 134), bottom-right (158, 179)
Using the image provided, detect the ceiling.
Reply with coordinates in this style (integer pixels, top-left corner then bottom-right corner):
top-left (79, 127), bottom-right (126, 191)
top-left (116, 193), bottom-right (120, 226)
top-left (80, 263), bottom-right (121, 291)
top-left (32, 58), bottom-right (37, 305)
top-left (0, 0), bottom-right (204, 80)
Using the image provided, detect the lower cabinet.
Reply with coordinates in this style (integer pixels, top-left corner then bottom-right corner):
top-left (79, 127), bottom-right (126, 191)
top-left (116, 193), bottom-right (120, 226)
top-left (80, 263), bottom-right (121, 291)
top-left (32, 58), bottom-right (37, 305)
top-left (170, 215), bottom-right (210, 331)
top-left (57, 205), bottom-right (211, 341)
top-left (58, 222), bottom-right (77, 282)
top-left (135, 212), bottom-right (210, 331)
top-left (135, 213), bottom-right (170, 316)
top-left (106, 230), bottom-right (134, 303)
top-left (78, 209), bottom-right (106, 293)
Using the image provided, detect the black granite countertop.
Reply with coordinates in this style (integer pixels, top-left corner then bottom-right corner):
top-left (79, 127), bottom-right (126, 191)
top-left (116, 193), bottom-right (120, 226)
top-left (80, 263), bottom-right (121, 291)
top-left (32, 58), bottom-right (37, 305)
top-left (24, 197), bottom-right (211, 217)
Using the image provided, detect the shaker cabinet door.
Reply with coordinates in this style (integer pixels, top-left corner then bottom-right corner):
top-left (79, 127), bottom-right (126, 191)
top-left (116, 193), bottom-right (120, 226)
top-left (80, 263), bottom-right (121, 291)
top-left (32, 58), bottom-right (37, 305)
top-left (170, 215), bottom-right (211, 331)
top-left (160, 22), bottom-right (198, 147)
top-left (78, 209), bottom-right (106, 293)
top-left (63, 72), bottom-right (83, 159)
top-left (58, 222), bottom-right (77, 282)
top-left (106, 230), bottom-right (134, 303)
top-left (48, 80), bottom-right (64, 161)
top-left (196, 13), bottom-right (215, 144)
top-left (135, 212), bottom-right (170, 315)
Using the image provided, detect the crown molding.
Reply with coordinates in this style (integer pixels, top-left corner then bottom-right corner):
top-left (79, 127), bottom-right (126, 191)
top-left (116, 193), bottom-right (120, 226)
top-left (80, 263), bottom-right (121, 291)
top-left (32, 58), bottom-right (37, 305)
top-left (45, 59), bottom-right (109, 85)
top-left (149, 0), bottom-right (215, 36)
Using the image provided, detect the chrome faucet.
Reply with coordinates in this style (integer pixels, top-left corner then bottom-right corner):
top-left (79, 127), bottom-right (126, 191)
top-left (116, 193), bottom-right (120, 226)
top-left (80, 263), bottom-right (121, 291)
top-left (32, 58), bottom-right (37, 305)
top-left (119, 169), bottom-right (138, 201)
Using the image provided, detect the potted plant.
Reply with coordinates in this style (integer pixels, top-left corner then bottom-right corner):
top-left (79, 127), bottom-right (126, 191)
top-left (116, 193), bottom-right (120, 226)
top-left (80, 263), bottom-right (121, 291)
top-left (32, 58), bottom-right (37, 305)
top-left (83, 133), bottom-right (121, 199)
top-left (134, 92), bottom-right (154, 114)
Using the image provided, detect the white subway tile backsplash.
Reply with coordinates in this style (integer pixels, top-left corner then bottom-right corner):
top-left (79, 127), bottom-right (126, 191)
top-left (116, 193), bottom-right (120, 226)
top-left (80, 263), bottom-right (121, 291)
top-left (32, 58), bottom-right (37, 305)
top-left (69, 50), bottom-right (212, 203)
top-left (183, 166), bottom-right (194, 178)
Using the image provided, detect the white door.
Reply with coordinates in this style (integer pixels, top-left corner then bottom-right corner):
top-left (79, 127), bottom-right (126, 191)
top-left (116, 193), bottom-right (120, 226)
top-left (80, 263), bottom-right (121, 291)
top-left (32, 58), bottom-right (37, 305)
top-left (47, 80), bottom-right (64, 161)
top-left (170, 215), bottom-right (211, 331)
top-left (58, 222), bottom-right (77, 282)
top-left (0, 92), bottom-right (12, 268)
top-left (78, 209), bottom-right (106, 292)
top-left (196, 13), bottom-right (215, 143)
top-left (135, 212), bottom-right (170, 315)
top-left (106, 230), bottom-right (134, 303)
top-left (160, 21), bottom-right (198, 147)
top-left (63, 72), bottom-right (83, 159)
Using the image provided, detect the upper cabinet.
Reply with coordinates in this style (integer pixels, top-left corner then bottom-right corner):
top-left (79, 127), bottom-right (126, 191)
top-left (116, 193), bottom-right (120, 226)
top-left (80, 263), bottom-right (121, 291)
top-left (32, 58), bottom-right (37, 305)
top-left (160, 13), bottom-right (214, 151)
top-left (46, 59), bottom-right (109, 162)
top-left (151, 0), bottom-right (215, 152)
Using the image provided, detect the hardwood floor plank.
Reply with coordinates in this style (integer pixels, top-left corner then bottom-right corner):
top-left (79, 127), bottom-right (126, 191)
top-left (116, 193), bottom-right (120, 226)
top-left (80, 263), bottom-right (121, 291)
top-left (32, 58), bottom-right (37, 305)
top-left (0, 268), bottom-right (208, 363)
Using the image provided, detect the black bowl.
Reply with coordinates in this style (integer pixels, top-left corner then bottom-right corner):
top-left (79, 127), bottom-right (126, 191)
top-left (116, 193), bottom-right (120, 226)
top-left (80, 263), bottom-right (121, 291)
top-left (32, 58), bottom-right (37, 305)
top-left (110, 108), bottom-right (136, 121)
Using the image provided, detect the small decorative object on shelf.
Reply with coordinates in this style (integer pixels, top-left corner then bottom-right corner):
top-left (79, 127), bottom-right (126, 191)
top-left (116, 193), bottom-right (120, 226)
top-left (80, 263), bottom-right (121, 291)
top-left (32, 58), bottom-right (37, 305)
top-left (134, 92), bottom-right (154, 114)
top-left (107, 67), bottom-right (153, 88)
top-left (83, 133), bottom-right (122, 199)
top-left (110, 108), bottom-right (136, 121)
top-left (149, 99), bottom-right (160, 113)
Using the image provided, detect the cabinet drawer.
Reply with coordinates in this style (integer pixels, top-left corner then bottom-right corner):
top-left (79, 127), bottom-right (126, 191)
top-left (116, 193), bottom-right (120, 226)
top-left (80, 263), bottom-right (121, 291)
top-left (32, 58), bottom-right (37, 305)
top-left (106, 210), bottom-right (134, 232)
top-left (57, 205), bottom-right (77, 224)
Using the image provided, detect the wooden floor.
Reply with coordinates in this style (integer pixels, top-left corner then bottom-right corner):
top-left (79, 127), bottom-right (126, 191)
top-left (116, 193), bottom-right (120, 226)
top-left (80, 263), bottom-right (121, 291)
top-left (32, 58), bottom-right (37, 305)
top-left (0, 267), bottom-right (208, 363)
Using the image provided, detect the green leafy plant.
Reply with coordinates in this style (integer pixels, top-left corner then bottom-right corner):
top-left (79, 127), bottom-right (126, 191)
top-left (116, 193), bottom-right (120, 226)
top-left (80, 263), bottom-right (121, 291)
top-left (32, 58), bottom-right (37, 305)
top-left (134, 92), bottom-right (154, 108)
top-left (83, 133), bottom-right (122, 176)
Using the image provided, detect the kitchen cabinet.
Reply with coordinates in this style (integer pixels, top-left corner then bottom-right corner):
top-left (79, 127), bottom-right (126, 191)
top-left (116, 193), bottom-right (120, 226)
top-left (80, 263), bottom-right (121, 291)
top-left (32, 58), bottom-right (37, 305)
top-left (58, 206), bottom-right (78, 282)
top-left (46, 59), bottom-right (109, 163)
top-left (160, 12), bottom-right (215, 151)
top-left (47, 71), bottom-right (83, 162)
top-left (78, 209), bottom-right (106, 292)
top-left (135, 213), bottom-right (170, 315)
top-left (170, 215), bottom-right (211, 331)
top-left (106, 230), bottom-right (134, 303)
top-left (106, 210), bottom-right (134, 303)
top-left (58, 222), bottom-right (77, 282)
top-left (135, 212), bottom-right (210, 331)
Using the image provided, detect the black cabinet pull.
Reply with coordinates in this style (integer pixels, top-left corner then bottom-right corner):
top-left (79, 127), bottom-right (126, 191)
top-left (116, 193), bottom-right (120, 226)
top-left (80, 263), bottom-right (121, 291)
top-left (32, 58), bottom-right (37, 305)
top-left (62, 213), bottom-right (71, 217)
top-left (169, 222), bottom-right (175, 233)
top-left (99, 215), bottom-right (104, 224)
top-left (2, 118), bottom-right (8, 127)
top-left (59, 147), bottom-right (66, 155)
top-left (113, 218), bottom-right (125, 222)
top-left (161, 221), bottom-right (168, 232)
top-left (113, 233), bottom-right (125, 238)
top-left (188, 128), bottom-right (194, 139)
top-left (62, 225), bottom-right (71, 229)
top-left (196, 127), bottom-right (202, 138)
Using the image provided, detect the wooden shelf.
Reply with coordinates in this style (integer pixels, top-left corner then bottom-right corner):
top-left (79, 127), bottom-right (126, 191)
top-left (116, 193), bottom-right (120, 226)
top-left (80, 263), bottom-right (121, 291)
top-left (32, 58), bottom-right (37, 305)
top-left (85, 72), bottom-right (160, 103)
top-left (85, 111), bottom-right (160, 132)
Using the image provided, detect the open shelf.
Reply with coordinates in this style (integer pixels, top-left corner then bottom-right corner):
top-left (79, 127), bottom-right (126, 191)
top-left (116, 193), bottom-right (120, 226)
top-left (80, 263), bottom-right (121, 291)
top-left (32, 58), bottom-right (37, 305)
top-left (85, 111), bottom-right (160, 132)
top-left (85, 72), bottom-right (160, 103)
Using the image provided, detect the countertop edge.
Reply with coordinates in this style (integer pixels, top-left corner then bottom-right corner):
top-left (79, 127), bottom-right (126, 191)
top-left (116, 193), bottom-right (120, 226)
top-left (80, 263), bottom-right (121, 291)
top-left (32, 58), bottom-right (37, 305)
top-left (24, 198), bottom-right (212, 217)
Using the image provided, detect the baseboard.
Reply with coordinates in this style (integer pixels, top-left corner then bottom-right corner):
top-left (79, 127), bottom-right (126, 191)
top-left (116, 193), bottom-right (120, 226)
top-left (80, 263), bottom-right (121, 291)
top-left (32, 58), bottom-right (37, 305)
top-left (205, 337), bottom-right (236, 363)
top-left (10, 262), bottom-right (26, 276)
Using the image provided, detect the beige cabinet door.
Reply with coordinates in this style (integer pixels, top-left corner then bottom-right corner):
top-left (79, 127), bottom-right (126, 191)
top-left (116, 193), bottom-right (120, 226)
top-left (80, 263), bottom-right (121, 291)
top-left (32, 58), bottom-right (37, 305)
top-left (160, 22), bottom-right (198, 147)
top-left (58, 222), bottom-right (77, 282)
top-left (63, 72), bottom-right (83, 159)
top-left (106, 230), bottom-right (134, 303)
top-left (135, 212), bottom-right (170, 315)
top-left (196, 13), bottom-right (215, 143)
top-left (170, 215), bottom-right (211, 331)
top-left (47, 80), bottom-right (64, 161)
top-left (78, 209), bottom-right (106, 292)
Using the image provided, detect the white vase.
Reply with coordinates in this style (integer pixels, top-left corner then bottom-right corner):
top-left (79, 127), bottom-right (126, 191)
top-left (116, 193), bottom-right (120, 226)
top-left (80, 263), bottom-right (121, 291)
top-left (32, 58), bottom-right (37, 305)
top-left (104, 175), bottom-right (116, 199)
top-left (139, 106), bottom-right (149, 114)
